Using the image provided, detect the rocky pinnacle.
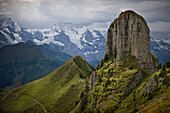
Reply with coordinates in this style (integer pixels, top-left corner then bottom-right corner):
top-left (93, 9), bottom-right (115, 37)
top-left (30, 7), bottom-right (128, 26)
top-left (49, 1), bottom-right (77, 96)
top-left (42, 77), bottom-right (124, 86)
top-left (106, 10), bottom-right (157, 72)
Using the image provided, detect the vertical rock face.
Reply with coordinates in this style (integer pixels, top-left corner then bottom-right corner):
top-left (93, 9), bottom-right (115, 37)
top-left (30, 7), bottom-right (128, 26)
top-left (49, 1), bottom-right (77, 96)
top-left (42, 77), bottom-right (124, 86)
top-left (89, 71), bottom-right (97, 90)
top-left (106, 10), bottom-right (156, 72)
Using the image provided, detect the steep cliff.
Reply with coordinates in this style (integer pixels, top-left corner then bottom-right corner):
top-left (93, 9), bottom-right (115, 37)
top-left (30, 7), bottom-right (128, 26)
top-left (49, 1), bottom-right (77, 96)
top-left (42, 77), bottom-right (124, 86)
top-left (106, 10), bottom-right (157, 72)
top-left (73, 10), bottom-right (170, 113)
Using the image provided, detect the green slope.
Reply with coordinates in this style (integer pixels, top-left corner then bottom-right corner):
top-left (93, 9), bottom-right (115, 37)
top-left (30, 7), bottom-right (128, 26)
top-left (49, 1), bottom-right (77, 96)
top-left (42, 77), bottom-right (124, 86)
top-left (116, 70), bottom-right (170, 113)
top-left (75, 54), bottom-right (170, 113)
top-left (0, 41), bottom-right (60, 91)
top-left (0, 55), bottom-right (94, 113)
top-left (0, 41), bottom-right (72, 91)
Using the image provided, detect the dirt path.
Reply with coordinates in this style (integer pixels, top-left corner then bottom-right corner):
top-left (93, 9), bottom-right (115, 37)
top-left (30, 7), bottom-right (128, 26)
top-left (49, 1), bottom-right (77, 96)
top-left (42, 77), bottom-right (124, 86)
top-left (25, 95), bottom-right (47, 113)
top-left (10, 91), bottom-right (47, 113)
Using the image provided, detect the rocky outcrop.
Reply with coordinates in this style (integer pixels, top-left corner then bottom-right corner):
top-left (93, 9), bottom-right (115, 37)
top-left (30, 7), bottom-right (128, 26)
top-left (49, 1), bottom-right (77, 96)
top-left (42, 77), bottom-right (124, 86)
top-left (106, 10), bottom-right (156, 72)
top-left (142, 72), bottom-right (168, 94)
top-left (89, 71), bottom-right (98, 90)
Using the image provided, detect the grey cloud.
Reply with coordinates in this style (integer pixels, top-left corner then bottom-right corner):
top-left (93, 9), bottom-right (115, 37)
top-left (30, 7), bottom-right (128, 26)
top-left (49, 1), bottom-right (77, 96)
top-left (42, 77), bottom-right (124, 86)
top-left (0, 0), bottom-right (170, 32)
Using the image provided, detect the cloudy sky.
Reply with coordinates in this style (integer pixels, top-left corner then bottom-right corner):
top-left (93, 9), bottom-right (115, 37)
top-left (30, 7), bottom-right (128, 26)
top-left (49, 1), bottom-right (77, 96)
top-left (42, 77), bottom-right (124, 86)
top-left (0, 0), bottom-right (170, 33)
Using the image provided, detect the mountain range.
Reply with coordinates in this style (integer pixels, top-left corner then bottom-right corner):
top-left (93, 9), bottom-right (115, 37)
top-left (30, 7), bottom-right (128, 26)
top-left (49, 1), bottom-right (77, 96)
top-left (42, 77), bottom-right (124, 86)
top-left (0, 18), bottom-right (106, 65)
top-left (0, 17), bottom-right (169, 67)
top-left (0, 10), bottom-right (169, 113)
top-left (150, 37), bottom-right (170, 64)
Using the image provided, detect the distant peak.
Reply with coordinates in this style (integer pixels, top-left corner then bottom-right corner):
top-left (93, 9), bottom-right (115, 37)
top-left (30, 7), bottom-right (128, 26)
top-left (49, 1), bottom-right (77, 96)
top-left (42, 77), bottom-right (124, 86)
top-left (0, 17), bottom-right (14, 24)
top-left (1, 17), bottom-right (13, 21)
top-left (0, 17), bottom-right (22, 31)
top-left (25, 40), bottom-right (35, 45)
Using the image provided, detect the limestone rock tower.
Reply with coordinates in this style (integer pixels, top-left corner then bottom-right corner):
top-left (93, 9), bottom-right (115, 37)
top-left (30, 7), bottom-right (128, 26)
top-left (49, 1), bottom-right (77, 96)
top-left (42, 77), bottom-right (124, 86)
top-left (106, 10), bottom-right (157, 72)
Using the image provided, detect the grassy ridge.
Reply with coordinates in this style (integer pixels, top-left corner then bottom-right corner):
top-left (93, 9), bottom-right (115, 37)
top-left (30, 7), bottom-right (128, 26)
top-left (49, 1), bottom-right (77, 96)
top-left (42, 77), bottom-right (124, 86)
top-left (0, 55), bottom-right (93, 113)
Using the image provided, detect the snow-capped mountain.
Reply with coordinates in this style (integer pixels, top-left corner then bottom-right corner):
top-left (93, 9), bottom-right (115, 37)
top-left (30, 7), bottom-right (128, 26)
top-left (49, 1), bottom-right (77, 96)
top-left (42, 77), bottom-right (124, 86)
top-left (0, 17), bottom-right (33, 47)
top-left (0, 17), bottom-right (169, 64)
top-left (150, 37), bottom-right (170, 64)
top-left (26, 22), bottom-right (106, 61)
